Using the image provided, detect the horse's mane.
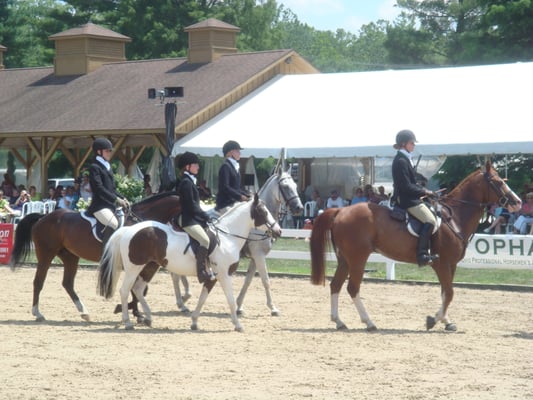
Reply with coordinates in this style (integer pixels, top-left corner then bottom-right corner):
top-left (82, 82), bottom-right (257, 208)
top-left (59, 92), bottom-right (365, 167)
top-left (132, 191), bottom-right (179, 209)
top-left (257, 173), bottom-right (277, 197)
top-left (445, 166), bottom-right (484, 199)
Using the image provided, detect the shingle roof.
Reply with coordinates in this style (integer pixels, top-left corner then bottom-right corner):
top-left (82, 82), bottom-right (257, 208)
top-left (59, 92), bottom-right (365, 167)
top-left (0, 49), bottom-right (294, 147)
top-left (48, 22), bottom-right (131, 41)
top-left (185, 18), bottom-right (240, 31)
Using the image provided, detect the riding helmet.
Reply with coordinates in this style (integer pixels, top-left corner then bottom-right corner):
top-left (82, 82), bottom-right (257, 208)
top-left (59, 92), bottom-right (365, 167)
top-left (222, 140), bottom-right (243, 155)
top-left (92, 137), bottom-right (113, 152)
top-left (177, 151), bottom-right (200, 169)
top-left (394, 129), bottom-right (417, 149)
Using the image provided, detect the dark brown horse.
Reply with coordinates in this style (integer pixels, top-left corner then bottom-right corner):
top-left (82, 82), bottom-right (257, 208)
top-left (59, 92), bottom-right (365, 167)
top-left (10, 192), bottom-right (181, 322)
top-left (310, 161), bottom-right (521, 332)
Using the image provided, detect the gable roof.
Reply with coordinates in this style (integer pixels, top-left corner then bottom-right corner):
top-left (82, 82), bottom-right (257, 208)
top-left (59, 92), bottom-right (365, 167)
top-left (0, 49), bottom-right (306, 149)
top-left (173, 62), bottom-right (533, 158)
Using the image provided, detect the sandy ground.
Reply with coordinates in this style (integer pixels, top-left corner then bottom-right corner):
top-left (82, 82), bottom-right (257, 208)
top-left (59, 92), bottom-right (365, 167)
top-left (1, 265), bottom-right (532, 400)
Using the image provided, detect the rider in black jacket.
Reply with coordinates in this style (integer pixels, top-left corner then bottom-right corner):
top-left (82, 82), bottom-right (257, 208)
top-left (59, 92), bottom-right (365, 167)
top-left (215, 140), bottom-right (250, 212)
top-left (176, 151), bottom-right (215, 283)
top-left (87, 138), bottom-right (129, 244)
top-left (391, 130), bottom-right (438, 266)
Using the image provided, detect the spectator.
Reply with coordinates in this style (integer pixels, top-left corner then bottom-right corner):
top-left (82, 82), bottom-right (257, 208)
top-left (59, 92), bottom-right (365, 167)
top-left (375, 185), bottom-right (389, 203)
top-left (364, 184), bottom-right (380, 204)
top-left (57, 187), bottom-right (73, 209)
top-left (71, 181), bottom-right (81, 209)
top-left (28, 185), bottom-right (41, 201)
top-left (143, 174), bottom-right (153, 197)
top-left (326, 189), bottom-right (344, 209)
top-left (11, 188), bottom-right (31, 217)
top-left (1, 173), bottom-right (15, 198)
top-left (80, 173), bottom-right (92, 201)
top-left (351, 187), bottom-right (367, 205)
top-left (513, 192), bottom-right (533, 234)
top-left (483, 203), bottom-right (511, 234)
top-left (311, 189), bottom-right (324, 215)
top-left (0, 190), bottom-right (16, 222)
top-left (45, 187), bottom-right (56, 202)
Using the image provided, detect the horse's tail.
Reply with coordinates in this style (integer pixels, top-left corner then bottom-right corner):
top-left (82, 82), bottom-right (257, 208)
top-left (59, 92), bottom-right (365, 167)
top-left (310, 208), bottom-right (340, 286)
top-left (10, 213), bottom-right (46, 270)
top-left (97, 229), bottom-right (124, 299)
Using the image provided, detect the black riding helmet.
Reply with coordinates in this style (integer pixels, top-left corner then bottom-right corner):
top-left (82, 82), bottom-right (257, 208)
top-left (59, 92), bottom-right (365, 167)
top-left (92, 137), bottom-right (113, 153)
top-left (393, 130), bottom-right (417, 149)
top-left (222, 140), bottom-right (243, 156)
top-left (177, 151), bottom-right (200, 169)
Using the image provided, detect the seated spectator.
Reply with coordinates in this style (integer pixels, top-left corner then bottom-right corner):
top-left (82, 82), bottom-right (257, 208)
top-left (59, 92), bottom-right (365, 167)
top-left (0, 190), bottom-right (16, 222)
top-left (375, 185), bottom-right (389, 203)
top-left (351, 187), bottom-right (367, 205)
top-left (483, 203), bottom-right (511, 234)
top-left (364, 184), bottom-right (380, 204)
top-left (11, 189), bottom-right (31, 217)
top-left (57, 187), bottom-right (74, 209)
top-left (311, 189), bottom-right (324, 215)
top-left (28, 185), bottom-right (41, 201)
top-left (513, 192), bottom-right (533, 234)
top-left (326, 189), bottom-right (344, 209)
top-left (80, 173), bottom-right (92, 201)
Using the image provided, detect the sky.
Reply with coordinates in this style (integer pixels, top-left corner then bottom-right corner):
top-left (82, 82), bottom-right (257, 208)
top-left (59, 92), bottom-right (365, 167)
top-left (278, 0), bottom-right (401, 33)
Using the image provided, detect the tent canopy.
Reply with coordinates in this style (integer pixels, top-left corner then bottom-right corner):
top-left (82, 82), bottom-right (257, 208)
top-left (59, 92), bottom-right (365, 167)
top-left (172, 62), bottom-right (533, 159)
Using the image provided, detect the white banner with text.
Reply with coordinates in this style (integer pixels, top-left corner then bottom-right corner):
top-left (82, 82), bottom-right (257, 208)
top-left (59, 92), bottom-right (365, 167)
top-left (460, 234), bottom-right (532, 269)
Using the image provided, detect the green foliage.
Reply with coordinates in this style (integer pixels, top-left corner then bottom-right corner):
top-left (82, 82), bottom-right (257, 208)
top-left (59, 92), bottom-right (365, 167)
top-left (115, 174), bottom-right (144, 202)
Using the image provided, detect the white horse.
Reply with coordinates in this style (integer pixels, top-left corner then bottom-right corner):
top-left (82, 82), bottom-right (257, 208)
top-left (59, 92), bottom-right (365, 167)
top-left (170, 166), bottom-right (303, 316)
top-left (98, 195), bottom-right (281, 332)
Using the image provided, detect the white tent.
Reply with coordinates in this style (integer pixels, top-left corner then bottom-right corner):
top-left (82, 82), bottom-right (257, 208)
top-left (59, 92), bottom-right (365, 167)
top-left (172, 62), bottom-right (533, 159)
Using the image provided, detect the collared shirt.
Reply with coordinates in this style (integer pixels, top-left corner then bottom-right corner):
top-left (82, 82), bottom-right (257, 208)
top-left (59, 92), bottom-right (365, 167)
top-left (96, 155), bottom-right (111, 171)
top-left (227, 157), bottom-right (240, 172)
top-left (399, 149), bottom-right (414, 167)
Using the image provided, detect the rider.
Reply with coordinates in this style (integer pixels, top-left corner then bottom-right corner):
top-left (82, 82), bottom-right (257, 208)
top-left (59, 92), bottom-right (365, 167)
top-left (391, 130), bottom-right (438, 266)
top-left (215, 140), bottom-right (250, 213)
top-left (87, 138), bottom-right (130, 244)
top-left (176, 151), bottom-right (215, 283)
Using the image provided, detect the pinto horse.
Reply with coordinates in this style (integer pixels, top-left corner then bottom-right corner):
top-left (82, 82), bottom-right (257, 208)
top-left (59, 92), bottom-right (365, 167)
top-left (9, 192), bottom-right (181, 322)
top-left (310, 161), bottom-right (521, 332)
top-left (98, 194), bottom-right (281, 332)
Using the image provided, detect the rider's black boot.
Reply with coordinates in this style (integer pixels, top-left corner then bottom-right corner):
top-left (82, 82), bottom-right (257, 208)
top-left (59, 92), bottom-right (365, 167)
top-left (416, 223), bottom-right (439, 267)
top-left (196, 246), bottom-right (214, 284)
top-left (101, 227), bottom-right (115, 247)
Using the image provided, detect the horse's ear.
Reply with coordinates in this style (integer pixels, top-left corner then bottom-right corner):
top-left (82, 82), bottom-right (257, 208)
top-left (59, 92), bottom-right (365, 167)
top-left (485, 158), bottom-right (492, 171)
top-left (254, 192), bottom-right (259, 204)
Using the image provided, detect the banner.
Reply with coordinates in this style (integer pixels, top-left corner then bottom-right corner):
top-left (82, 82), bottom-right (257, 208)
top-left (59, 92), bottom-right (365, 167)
top-left (460, 234), bottom-right (533, 269)
top-left (0, 223), bottom-right (14, 264)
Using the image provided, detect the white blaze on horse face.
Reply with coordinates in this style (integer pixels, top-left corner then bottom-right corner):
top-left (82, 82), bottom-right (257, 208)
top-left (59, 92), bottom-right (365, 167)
top-left (503, 182), bottom-right (522, 213)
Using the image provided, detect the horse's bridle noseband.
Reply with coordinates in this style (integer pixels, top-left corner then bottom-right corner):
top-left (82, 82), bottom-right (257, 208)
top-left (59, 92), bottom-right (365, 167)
top-left (483, 171), bottom-right (518, 209)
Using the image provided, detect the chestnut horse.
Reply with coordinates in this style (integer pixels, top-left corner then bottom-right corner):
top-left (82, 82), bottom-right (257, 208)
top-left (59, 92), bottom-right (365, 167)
top-left (9, 192), bottom-right (181, 322)
top-left (310, 161), bottom-right (521, 332)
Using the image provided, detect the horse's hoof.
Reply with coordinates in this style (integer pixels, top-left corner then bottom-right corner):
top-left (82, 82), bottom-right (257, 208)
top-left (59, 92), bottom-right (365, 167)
top-left (271, 310), bottom-right (281, 317)
top-left (366, 325), bottom-right (378, 332)
top-left (179, 307), bottom-right (190, 314)
top-left (81, 314), bottom-right (91, 322)
top-left (182, 294), bottom-right (191, 303)
top-left (113, 304), bottom-right (122, 314)
top-left (125, 325), bottom-right (134, 330)
top-left (234, 326), bottom-right (244, 333)
top-left (445, 323), bottom-right (457, 332)
top-left (190, 323), bottom-right (198, 331)
top-left (35, 316), bottom-right (45, 322)
top-left (237, 309), bottom-right (244, 316)
top-left (426, 316), bottom-right (436, 330)
top-left (336, 323), bottom-right (348, 330)
top-left (142, 319), bottom-right (152, 327)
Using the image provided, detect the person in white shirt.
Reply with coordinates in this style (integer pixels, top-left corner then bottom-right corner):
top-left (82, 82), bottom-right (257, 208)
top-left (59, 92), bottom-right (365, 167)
top-left (326, 189), bottom-right (344, 209)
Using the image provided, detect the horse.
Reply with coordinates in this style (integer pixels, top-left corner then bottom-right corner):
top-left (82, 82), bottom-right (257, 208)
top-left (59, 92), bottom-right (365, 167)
top-left (169, 166), bottom-right (303, 315)
top-left (9, 192), bottom-right (181, 322)
top-left (97, 194), bottom-right (281, 332)
top-left (310, 161), bottom-right (521, 332)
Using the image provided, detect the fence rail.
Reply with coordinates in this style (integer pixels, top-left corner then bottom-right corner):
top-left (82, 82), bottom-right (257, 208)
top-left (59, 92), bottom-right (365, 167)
top-left (272, 229), bottom-right (533, 280)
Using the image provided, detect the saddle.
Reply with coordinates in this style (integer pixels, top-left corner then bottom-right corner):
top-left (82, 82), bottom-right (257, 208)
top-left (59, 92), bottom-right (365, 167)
top-left (388, 204), bottom-right (441, 237)
top-left (81, 209), bottom-right (125, 242)
top-left (170, 218), bottom-right (219, 256)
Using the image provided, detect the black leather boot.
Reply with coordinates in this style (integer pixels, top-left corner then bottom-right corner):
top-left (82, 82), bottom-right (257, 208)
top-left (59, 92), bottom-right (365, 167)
top-left (416, 223), bottom-right (439, 266)
top-left (196, 246), bottom-right (211, 283)
top-left (101, 227), bottom-right (115, 247)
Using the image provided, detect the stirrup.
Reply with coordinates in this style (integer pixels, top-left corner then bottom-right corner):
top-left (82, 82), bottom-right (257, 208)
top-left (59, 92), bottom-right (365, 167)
top-left (417, 253), bottom-right (439, 267)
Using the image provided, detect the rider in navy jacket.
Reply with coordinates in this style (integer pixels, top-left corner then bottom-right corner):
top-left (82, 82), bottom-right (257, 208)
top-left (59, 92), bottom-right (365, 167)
top-left (215, 140), bottom-right (250, 212)
top-left (391, 130), bottom-right (438, 266)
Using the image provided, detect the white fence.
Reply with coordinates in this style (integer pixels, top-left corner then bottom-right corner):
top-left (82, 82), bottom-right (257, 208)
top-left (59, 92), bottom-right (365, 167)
top-left (270, 229), bottom-right (533, 280)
